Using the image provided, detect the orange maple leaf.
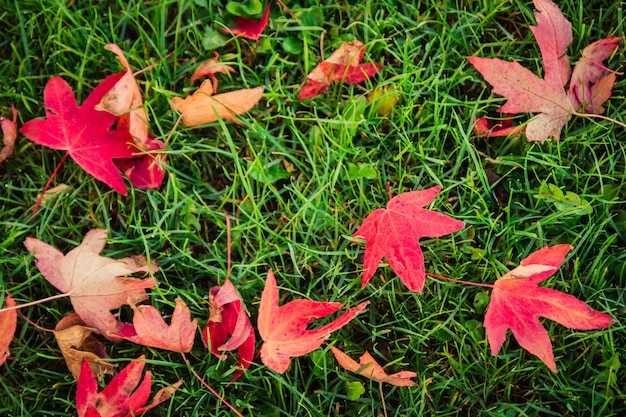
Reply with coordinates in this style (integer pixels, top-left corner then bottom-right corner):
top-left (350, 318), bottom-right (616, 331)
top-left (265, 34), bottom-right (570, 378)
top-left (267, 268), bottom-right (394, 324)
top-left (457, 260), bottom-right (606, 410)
top-left (258, 269), bottom-right (369, 373)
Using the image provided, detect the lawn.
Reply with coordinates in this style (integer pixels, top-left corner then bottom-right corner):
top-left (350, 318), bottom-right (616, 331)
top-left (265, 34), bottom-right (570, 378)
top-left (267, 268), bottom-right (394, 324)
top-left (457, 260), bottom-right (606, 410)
top-left (1, 0), bottom-right (625, 416)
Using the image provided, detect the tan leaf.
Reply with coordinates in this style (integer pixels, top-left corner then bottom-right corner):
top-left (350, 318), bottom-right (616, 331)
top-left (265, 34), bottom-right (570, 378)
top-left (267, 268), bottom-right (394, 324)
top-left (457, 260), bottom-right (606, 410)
top-left (54, 313), bottom-right (117, 380)
top-left (330, 346), bottom-right (417, 387)
top-left (24, 229), bottom-right (158, 341)
top-left (191, 52), bottom-right (237, 90)
top-left (96, 44), bottom-right (150, 147)
top-left (171, 80), bottom-right (263, 127)
top-left (0, 105), bottom-right (18, 164)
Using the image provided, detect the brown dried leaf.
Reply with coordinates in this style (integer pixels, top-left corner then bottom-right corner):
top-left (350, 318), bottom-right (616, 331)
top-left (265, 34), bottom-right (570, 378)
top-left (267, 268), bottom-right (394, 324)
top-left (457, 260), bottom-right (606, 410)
top-left (54, 313), bottom-right (117, 380)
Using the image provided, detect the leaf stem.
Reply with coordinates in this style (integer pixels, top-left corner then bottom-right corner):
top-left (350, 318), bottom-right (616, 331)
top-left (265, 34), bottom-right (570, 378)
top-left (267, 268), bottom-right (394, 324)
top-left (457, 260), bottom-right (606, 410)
top-left (573, 111), bottom-right (626, 129)
top-left (18, 310), bottom-right (55, 333)
top-left (33, 151), bottom-right (69, 214)
top-left (225, 213), bottom-right (232, 282)
top-left (181, 353), bottom-right (244, 417)
top-left (426, 272), bottom-right (494, 289)
top-left (0, 292), bottom-right (71, 314)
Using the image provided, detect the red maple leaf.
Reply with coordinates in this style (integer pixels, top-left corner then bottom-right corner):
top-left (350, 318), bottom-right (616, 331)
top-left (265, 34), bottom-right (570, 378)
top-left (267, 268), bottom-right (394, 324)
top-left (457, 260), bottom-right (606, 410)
top-left (21, 75), bottom-right (136, 194)
top-left (24, 229), bottom-right (157, 340)
top-left (299, 40), bottom-right (382, 99)
top-left (76, 355), bottom-right (181, 417)
top-left (115, 297), bottom-right (197, 353)
top-left (484, 244), bottom-right (613, 372)
top-left (467, 0), bottom-right (622, 142)
top-left (352, 186), bottom-right (465, 293)
top-left (202, 279), bottom-right (255, 382)
top-left (228, 3), bottom-right (271, 43)
top-left (258, 269), bottom-right (369, 373)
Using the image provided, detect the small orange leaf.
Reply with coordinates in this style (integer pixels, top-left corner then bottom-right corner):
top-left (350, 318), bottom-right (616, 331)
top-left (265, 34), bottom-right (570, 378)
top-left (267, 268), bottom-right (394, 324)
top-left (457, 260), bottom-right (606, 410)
top-left (0, 105), bottom-right (18, 164)
top-left (330, 346), bottom-right (417, 387)
top-left (0, 295), bottom-right (17, 366)
top-left (171, 81), bottom-right (263, 127)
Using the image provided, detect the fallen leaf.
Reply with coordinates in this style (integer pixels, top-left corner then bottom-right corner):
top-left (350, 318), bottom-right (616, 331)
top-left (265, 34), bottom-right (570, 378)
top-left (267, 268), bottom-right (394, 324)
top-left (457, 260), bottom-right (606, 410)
top-left (191, 52), bottom-right (237, 90)
top-left (54, 313), bottom-right (116, 380)
top-left (299, 40), bottom-right (382, 99)
top-left (115, 136), bottom-right (167, 190)
top-left (21, 75), bottom-right (135, 194)
top-left (330, 346), bottom-right (417, 387)
top-left (202, 279), bottom-right (255, 382)
top-left (484, 244), bottom-right (613, 372)
top-left (24, 229), bottom-right (157, 340)
top-left (0, 295), bottom-right (17, 366)
top-left (258, 269), bottom-right (369, 373)
top-left (569, 37), bottom-right (623, 113)
top-left (76, 355), bottom-right (182, 417)
top-left (467, 0), bottom-right (622, 142)
top-left (228, 3), bottom-right (271, 43)
top-left (97, 44), bottom-right (149, 148)
top-left (171, 80), bottom-right (264, 126)
top-left (0, 105), bottom-right (18, 164)
top-left (353, 186), bottom-right (465, 292)
top-left (115, 297), bottom-right (197, 353)
top-left (473, 114), bottom-right (525, 137)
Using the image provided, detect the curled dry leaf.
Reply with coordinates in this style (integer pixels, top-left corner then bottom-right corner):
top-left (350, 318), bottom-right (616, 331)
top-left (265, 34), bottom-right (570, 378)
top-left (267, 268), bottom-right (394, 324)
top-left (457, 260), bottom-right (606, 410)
top-left (0, 295), bottom-right (17, 366)
top-left (0, 105), bottom-right (18, 164)
top-left (76, 355), bottom-right (182, 417)
top-left (191, 52), bottom-right (237, 90)
top-left (54, 313), bottom-right (116, 380)
top-left (202, 279), bottom-right (255, 382)
top-left (330, 346), bottom-right (417, 387)
top-left (115, 297), bottom-right (197, 353)
top-left (24, 229), bottom-right (157, 341)
top-left (299, 40), bottom-right (382, 100)
top-left (98, 44), bottom-right (167, 190)
top-left (171, 80), bottom-right (264, 127)
top-left (258, 269), bottom-right (369, 374)
top-left (484, 244), bottom-right (613, 372)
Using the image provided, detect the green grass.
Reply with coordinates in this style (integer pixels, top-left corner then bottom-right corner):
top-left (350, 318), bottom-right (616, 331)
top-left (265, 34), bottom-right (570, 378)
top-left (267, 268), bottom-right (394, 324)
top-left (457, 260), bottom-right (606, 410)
top-left (1, 0), bottom-right (625, 415)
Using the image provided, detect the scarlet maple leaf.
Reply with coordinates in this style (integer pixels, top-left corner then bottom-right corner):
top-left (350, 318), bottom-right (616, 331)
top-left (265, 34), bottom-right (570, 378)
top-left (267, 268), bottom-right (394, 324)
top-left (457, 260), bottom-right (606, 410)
top-left (258, 269), bottom-right (369, 373)
top-left (228, 3), bottom-right (271, 43)
top-left (115, 297), bottom-right (197, 353)
top-left (24, 229), bottom-right (157, 340)
top-left (1, 105), bottom-right (18, 164)
top-left (330, 346), bottom-right (417, 387)
top-left (76, 355), bottom-right (182, 417)
top-left (0, 295), bottom-right (17, 366)
top-left (468, 0), bottom-right (622, 142)
top-left (484, 244), bottom-right (613, 372)
top-left (21, 75), bottom-right (135, 194)
top-left (202, 279), bottom-right (255, 382)
top-left (353, 186), bottom-right (465, 293)
top-left (299, 40), bottom-right (382, 99)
